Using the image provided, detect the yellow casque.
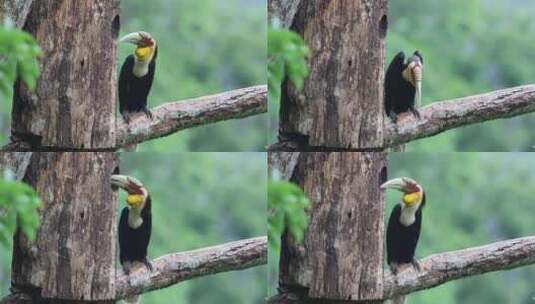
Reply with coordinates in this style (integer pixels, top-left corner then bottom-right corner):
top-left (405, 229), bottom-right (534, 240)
top-left (135, 46), bottom-right (154, 61)
top-left (402, 192), bottom-right (421, 207)
top-left (126, 194), bottom-right (144, 209)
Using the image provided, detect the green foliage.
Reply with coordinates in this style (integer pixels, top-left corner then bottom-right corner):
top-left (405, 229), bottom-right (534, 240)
top-left (0, 22), bottom-right (41, 99)
top-left (268, 173), bottom-right (309, 252)
top-left (0, 171), bottom-right (41, 247)
top-left (267, 26), bottom-right (310, 104)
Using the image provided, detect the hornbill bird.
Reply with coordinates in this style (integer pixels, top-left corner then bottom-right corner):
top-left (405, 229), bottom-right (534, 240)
top-left (381, 177), bottom-right (425, 304)
top-left (384, 51), bottom-right (424, 122)
top-left (110, 175), bottom-right (153, 276)
top-left (118, 31), bottom-right (157, 123)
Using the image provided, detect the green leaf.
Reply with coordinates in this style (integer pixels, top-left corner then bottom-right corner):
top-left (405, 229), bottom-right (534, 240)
top-left (0, 25), bottom-right (42, 99)
top-left (0, 175), bottom-right (42, 248)
top-left (267, 175), bottom-right (310, 252)
top-left (268, 27), bottom-right (310, 105)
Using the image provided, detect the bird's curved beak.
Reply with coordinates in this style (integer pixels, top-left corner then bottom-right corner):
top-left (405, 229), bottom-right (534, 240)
top-left (381, 177), bottom-right (419, 193)
top-left (119, 31), bottom-right (154, 47)
top-left (380, 177), bottom-right (410, 192)
top-left (110, 174), bottom-right (144, 193)
top-left (119, 32), bottom-right (143, 45)
top-left (412, 64), bottom-right (423, 107)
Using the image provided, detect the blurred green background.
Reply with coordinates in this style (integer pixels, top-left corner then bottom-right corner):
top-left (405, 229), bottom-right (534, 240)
top-left (269, 153), bottom-right (535, 303)
top-left (386, 153), bottom-right (535, 303)
top-left (0, 153), bottom-right (267, 303)
top-left (0, 0), bottom-right (267, 151)
top-left (269, 0), bottom-right (535, 151)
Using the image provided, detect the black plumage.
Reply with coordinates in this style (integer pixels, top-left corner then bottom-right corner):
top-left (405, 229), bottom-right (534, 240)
top-left (118, 48), bottom-right (157, 118)
top-left (384, 51), bottom-right (423, 122)
top-left (386, 194), bottom-right (425, 266)
top-left (118, 196), bottom-right (152, 269)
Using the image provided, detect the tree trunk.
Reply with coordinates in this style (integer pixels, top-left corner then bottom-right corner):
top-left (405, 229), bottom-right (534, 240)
top-left (0, 0), bottom-right (34, 28)
top-left (268, 0), bottom-right (302, 28)
top-left (11, 0), bottom-right (120, 150)
top-left (11, 152), bottom-right (118, 302)
top-left (0, 152), bottom-right (32, 181)
top-left (279, 1), bottom-right (387, 149)
top-left (275, 152), bottom-right (386, 302)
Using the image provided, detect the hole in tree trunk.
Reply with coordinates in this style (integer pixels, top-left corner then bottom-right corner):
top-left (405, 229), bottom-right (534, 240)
top-left (379, 165), bottom-right (387, 185)
top-left (112, 15), bottom-right (120, 39)
top-left (379, 15), bottom-right (388, 38)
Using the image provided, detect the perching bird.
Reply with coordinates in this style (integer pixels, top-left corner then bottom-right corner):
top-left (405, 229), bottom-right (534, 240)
top-left (384, 51), bottom-right (424, 123)
top-left (381, 177), bottom-right (425, 304)
top-left (111, 174), bottom-right (152, 304)
top-left (118, 31), bottom-right (157, 124)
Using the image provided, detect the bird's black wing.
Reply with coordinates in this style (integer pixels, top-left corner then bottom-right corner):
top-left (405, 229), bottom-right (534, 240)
top-left (142, 53), bottom-right (157, 105)
top-left (386, 204), bottom-right (402, 265)
top-left (118, 207), bottom-right (130, 265)
top-left (139, 197), bottom-right (152, 258)
top-left (118, 55), bottom-right (135, 114)
top-left (384, 52), bottom-right (405, 117)
top-left (409, 205), bottom-right (424, 256)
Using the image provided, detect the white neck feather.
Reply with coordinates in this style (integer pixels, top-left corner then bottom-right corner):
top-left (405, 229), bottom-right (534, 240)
top-left (128, 208), bottom-right (143, 229)
top-left (399, 203), bottom-right (419, 226)
top-left (133, 59), bottom-right (150, 78)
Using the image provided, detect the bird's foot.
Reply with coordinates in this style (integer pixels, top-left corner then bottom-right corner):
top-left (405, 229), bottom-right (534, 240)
top-left (143, 259), bottom-right (153, 272)
top-left (142, 108), bottom-right (153, 120)
top-left (409, 107), bottom-right (421, 119)
top-left (390, 263), bottom-right (401, 275)
top-left (388, 111), bottom-right (398, 124)
top-left (122, 262), bottom-right (132, 276)
top-left (122, 112), bottom-right (132, 124)
top-left (411, 259), bottom-right (422, 272)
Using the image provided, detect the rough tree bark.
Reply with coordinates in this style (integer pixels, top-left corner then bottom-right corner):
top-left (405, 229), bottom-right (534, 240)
top-left (0, 0), bottom-right (34, 28)
top-left (279, 0), bottom-right (387, 149)
top-left (11, 152), bottom-right (118, 302)
top-left (275, 152), bottom-right (386, 302)
top-left (268, 0), bottom-right (301, 28)
top-left (0, 152), bottom-right (32, 181)
top-left (10, 0), bottom-right (120, 150)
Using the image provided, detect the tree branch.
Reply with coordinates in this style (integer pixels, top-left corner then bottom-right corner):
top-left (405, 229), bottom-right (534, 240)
top-left (267, 236), bottom-right (535, 303)
top-left (384, 236), bottom-right (535, 299)
top-left (116, 236), bottom-right (267, 300)
top-left (116, 85), bottom-right (267, 148)
top-left (385, 85), bottom-right (535, 147)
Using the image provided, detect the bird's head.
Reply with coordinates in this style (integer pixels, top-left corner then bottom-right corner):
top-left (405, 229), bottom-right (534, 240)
top-left (402, 51), bottom-right (424, 106)
top-left (111, 174), bottom-right (149, 210)
top-left (119, 31), bottom-right (157, 62)
top-left (380, 177), bottom-right (424, 208)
